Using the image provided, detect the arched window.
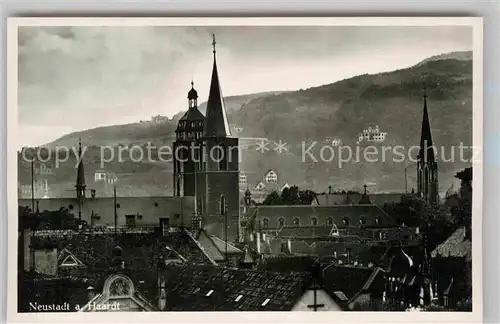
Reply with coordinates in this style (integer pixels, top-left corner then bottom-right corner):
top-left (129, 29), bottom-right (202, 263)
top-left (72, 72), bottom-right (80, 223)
top-left (311, 217), bottom-right (318, 226)
top-left (342, 218), bottom-right (349, 226)
top-left (327, 217), bottom-right (333, 226)
top-left (218, 144), bottom-right (227, 171)
top-left (359, 217), bottom-right (366, 225)
top-left (293, 218), bottom-right (300, 226)
top-left (375, 217), bottom-right (381, 225)
top-left (220, 195), bottom-right (226, 215)
top-left (262, 218), bottom-right (269, 229)
top-left (278, 218), bottom-right (285, 227)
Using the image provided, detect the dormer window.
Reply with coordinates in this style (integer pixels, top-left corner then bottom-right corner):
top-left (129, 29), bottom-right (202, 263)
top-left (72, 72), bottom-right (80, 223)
top-left (206, 290), bottom-right (214, 297)
top-left (375, 217), bottom-right (381, 225)
top-left (235, 295), bottom-right (243, 302)
top-left (293, 218), bottom-right (300, 226)
top-left (278, 218), bottom-right (285, 227)
top-left (311, 217), bottom-right (318, 226)
top-left (262, 218), bottom-right (269, 228)
top-left (327, 217), bottom-right (333, 226)
top-left (261, 298), bottom-right (271, 307)
top-left (343, 218), bottom-right (349, 226)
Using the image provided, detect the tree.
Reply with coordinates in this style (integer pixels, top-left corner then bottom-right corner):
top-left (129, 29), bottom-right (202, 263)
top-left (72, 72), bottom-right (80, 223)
top-left (18, 205), bottom-right (88, 231)
top-left (262, 186), bottom-right (317, 205)
top-left (262, 191), bottom-right (281, 205)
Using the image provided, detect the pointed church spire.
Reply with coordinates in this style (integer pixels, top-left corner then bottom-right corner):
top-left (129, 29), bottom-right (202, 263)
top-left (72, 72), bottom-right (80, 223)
top-left (204, 34), bottom-right (232, 138)
top-left (419, 86), bottom-right (435, 164)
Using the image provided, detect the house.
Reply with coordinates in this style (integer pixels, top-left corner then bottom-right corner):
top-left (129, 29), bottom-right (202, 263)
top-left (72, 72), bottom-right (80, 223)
top-left (264, 170), bottom-right (278, 184)
top-left (242, 204), bottom-right (396, 234)
top-left (431, 227), bottom-right (472, 309)
top-left (94, 170), bottom-right (117, 184)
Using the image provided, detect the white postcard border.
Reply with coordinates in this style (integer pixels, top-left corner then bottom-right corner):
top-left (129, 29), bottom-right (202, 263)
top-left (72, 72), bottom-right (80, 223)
top-left (6, 16), bottom-right (483, 324)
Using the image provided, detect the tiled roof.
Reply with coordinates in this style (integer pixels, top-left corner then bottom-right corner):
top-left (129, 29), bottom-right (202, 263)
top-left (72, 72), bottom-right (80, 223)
top-left (249, 205), bottom-right (395, 230)
top-left (30, 229), bottom-right (215, 273)
top-left (158, 263), bottom-right (312, 311)
top-left (431, 227), bottom-right (472, 261)
top-left (257, 255), bottom-right (318, 273)
top-left (259, 237), bottom-right (390, 265)
top-left (19, 274), bottom-right (91, 312)
top-left (314, 193), bottom-right (403, 207)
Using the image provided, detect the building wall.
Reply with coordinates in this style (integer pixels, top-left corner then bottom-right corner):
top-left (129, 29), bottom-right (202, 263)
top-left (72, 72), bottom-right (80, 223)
top-left (291, 289), bottom-right (343, 311)
top-left (19, 196), bottom-right (196, 228)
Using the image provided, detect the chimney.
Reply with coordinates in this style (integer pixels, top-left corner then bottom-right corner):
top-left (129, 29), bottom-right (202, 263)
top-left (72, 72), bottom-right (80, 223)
top-left (22, 228), bottom-right (32, 272)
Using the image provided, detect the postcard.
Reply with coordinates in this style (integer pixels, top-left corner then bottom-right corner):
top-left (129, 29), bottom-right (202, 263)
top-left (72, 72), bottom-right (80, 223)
top-left (7, 17), bottom-right (483, 323)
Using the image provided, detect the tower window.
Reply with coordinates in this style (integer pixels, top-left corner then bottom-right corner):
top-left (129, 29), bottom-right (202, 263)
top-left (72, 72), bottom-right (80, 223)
top-left (220, 195), bottom-right (226, 215)
top-left (217, 144), bottom-right (228, 171)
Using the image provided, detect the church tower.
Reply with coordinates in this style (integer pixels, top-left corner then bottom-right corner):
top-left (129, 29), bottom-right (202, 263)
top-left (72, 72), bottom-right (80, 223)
top-left (173, 81), bottom-right (205, 197)
top-left (196, 34), bottom-right (240, 242)
top-left (417, 88), bottom-right (439, 205)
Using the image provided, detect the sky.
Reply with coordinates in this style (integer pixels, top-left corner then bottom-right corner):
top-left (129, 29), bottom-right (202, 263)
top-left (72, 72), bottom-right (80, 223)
top-left (17, 25), bottom-right (473, 147)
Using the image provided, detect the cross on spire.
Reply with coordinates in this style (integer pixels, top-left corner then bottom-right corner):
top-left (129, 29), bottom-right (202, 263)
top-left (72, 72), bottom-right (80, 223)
top-left (307, 283), bottom-right (325, 311)
top-left (363, 184), bottom-right (368, 195)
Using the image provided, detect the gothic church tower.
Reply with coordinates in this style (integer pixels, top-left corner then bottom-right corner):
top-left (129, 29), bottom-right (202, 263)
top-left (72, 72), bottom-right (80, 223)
top-left (417, 88), bottom-right (439, 205)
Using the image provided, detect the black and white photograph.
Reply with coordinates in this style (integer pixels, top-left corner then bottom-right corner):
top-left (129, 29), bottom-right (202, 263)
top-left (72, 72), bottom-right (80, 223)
top-left (7, 17), bottom-right (482, 320)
